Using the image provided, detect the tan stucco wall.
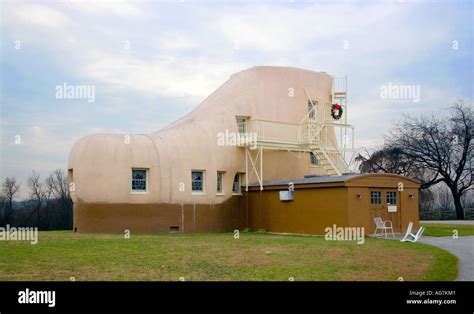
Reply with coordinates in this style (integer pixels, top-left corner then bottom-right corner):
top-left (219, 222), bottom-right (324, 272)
top-left (68, 66), bottom-right (334, 207)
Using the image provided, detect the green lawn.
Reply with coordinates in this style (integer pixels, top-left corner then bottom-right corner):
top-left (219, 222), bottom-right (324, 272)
top-left (0, 231), bottom-right (458, 281)
top-left (421, 222), bottom-right (474, 237)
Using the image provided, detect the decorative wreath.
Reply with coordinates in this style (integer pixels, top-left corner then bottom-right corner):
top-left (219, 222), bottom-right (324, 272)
top-left (331, 103), bottom-right (343, 120)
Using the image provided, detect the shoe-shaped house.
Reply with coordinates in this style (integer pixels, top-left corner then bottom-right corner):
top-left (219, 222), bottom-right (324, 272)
top-left (68, 66), bottom-right (354, 233)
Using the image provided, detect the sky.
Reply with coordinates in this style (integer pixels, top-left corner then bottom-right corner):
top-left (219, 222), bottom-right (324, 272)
top-left (1, 0), bottom-right (473, 198)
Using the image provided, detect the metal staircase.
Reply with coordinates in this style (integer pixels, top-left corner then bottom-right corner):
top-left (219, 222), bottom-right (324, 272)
top-left (238, 77), bottom-right (355, 190)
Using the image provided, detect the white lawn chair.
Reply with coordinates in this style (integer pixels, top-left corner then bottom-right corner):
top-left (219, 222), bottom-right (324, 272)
top-left (373, 217), bottom-right (394, 238)
top-left (400, 222), bottom-right (425, 242)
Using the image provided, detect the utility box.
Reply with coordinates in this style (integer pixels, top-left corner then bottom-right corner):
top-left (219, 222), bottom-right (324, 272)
top-left (279, 190), bottom-right (294, 202)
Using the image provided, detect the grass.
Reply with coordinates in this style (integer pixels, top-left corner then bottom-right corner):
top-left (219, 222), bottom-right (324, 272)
top-left (421, 222), bottom-right (474, 237)
top-left (0, 231), bottom-right (458, 281)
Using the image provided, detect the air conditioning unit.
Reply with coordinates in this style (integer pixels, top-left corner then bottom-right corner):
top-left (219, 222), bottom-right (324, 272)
top-left (279, 190), bottom-right (294, 202)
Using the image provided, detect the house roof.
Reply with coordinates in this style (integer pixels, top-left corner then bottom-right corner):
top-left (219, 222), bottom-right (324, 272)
top-left (246, 173), bottom-right (420, 190)
top-left (248, 174), bottom-right (359, 187)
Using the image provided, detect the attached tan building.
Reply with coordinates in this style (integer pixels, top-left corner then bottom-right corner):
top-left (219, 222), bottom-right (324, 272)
top-left (245, 173), bottom-right (420, 235)
top-left (68, 66), bottom-right (419, 234)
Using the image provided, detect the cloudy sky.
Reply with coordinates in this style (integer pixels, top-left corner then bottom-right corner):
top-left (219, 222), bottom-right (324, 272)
top-left (1, 0), bottom-right (472, 198)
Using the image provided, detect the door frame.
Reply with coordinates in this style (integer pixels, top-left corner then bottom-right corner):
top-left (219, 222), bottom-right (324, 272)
top-left (383, 188), bottom-right (401, 232)
top-left (369, 188), bottom-right (401, 232)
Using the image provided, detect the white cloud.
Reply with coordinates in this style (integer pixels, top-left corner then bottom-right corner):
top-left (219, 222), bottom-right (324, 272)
top-left (30, 125), bottom-right (46, 138)
top-left (14, 4), bottom-right (69, 28)
top-left (67, 0), bottom-right (143, 17)
top-left (158, 33), bottom-right (198, 50)
top-left (82, 55), bottom-right (249, 99)
top-left (217, 2), bottom-right (407, 52)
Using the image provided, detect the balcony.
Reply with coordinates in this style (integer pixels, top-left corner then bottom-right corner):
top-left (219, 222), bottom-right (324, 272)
top-left (332, 77), bottom-right (347, 99)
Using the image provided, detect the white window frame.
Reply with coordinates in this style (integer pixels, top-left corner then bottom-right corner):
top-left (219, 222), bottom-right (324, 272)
top-left (308, 101), bottom-right (317, 120)
top-left (310, 152), bottom-right (318, 167)
top-left (370, 191), bottom-right (382, 205)
top-left (232, 173), bottom-right (242, 195)
top-left (386, 191), bottom-right (398, 205)
top-left (235, 116), bottom-right (248, 134)
top-left (191, 170), bottom-right (206, 195)
top-left (217, 171), bottom-right (225, 195)
top-left (131, 168), bottom-right (149, 194)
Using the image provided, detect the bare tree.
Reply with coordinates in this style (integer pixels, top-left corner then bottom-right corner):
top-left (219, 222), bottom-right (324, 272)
top-left (46, 169), bottom-right (73, 229)
top-left (356, 146), bottom-right (411, 174)
top-left (356, 147), bottom-right (438, 189)
top-left (462, 190), bottom-right (474, 209)
top-left (43, 176), bottom-right (54, 230)
top-left (419, 188), bottom-right (435, 212)
top-left (1, 177), bottom-right (21, 225)
top-left (360, 100), bottom-right (473, 219)
top-left (436, 185), bottom-right (454, 211)
top-left (27, 171), bottom-right (46, 227)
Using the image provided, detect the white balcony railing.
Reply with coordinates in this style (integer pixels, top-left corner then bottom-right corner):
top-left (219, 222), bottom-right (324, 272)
top-left (332, 77), bottom-right (347, 95)
top-left (237, 109), bottom-right (354, 175)
top-left (237, 120), bottom-right (329, 146)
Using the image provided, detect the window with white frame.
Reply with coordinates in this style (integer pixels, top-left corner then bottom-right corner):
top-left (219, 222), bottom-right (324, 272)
top-left (386, 191), bottom-right (398, 205)
top-left (310, 152), bottom-right (318, 166)
top-left (232, 173), bottom-right (241, 194)
top-left (308, 101), bottom-right (317, 120)
top-left (236, 117), bottom-right (247, 134)
top-left (370, 191), bottom-right (382, 205)
top-left (192, 170), bottom-right (205, 193)
top-left (217, 171), bottom-right (224, 194)
top-left (131, 169), bottom-right (148, 192)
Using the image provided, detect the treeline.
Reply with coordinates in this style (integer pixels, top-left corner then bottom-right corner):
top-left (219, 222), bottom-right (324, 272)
top-left (0, 169), bottom-right (73, 230)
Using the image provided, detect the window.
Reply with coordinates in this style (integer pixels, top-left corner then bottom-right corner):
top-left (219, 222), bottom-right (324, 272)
top-left (236, 117), bottom-right (247, 134)
top-left (308, 101), bottom-right (317, 120)
top-left (131, 169), bottom-right (147, 192)
top-left (232, 173), bottom-right (241, 194)
top-left (217, 171), bottom-right (224, 194)
top-left (310, 152), bottom-right (318, 166)
top-left (386, 191), bottom-right (398, 205)
top-left (68, 169), bottom-right (74, 193)
top-left (192, 170), bottom-right (205, 193)
top-left (370, 191), bottom-right (381, 205)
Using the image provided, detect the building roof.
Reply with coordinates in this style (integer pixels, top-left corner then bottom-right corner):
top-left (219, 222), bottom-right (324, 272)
top-left (246, 173), bottom-right (420, 190)
top-left (248, 174), bottom-right (359, 187)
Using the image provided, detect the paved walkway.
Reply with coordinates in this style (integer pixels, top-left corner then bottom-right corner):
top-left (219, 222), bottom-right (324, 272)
top-left (418, 236), bottom-right (474, 281)
top-left (420, 220), bottom-right (474, 225)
